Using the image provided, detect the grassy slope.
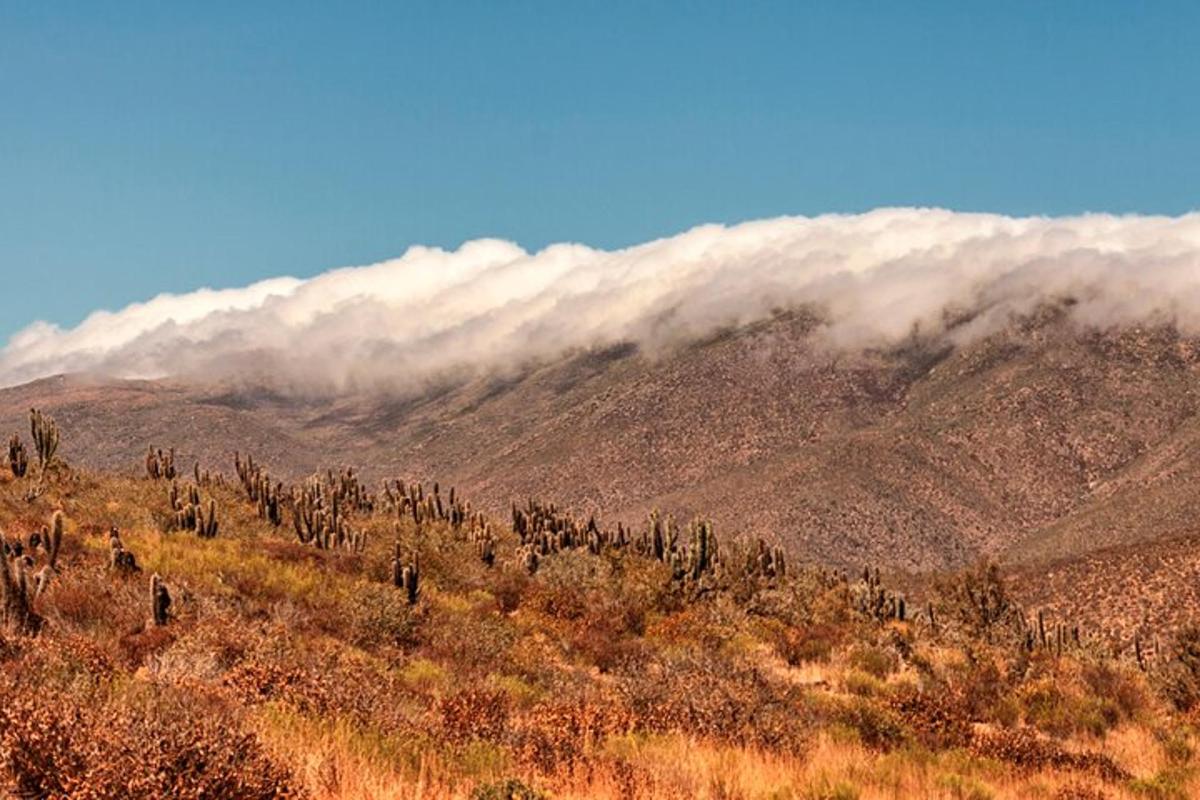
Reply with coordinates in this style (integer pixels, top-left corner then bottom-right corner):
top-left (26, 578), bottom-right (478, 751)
top-left (0, 461), bottom-right (1199, 800)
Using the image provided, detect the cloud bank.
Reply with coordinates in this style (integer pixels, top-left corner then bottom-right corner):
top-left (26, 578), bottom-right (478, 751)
top-left (4, 207), bottom-right (1200, 394)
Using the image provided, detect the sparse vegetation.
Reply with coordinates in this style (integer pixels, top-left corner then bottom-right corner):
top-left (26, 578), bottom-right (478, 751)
top-left (0, 420), bottom-right (1195, 799)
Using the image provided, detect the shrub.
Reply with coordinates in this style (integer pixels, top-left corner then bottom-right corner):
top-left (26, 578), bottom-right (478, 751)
top-left (345, 582), bottom-right (423, 650)
top-left (436, 687), bottom-right (510, 744)
top-left (471, 778), bottom-right (546, 800)
top-left (835, 697), bottom-right (907, 751)
top-left (1155, 627), bottom-right (1200, 713)
top-left (0, 686), bottom-right (303, 799)
top-left (845, 643), bottom-right (898, 679)
top-left (888, 685), bottom-right (972, 749)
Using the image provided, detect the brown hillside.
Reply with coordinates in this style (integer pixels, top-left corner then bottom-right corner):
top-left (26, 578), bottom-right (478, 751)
top-left (5, 308), bottom-right (1200, 574)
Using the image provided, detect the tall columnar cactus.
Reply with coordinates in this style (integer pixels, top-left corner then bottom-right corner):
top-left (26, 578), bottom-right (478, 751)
top-left (150, 574), bottom-right (171, 626)
top-left (145, 447), bottom-right (176, 480)
top-left (29, 408), bottom-right (60, 474)
top-left (47, 510), bottom-right (63, 570)
top-left (7, 435), bottom-right (27, 478)
top-left (390, 542), bottom-right (421, 604)
top-left (196, 499), bottom-right (219, 539)
top-left (0, 535), bottom-right (38, 634)
top-left (477, 536), bottom-right (496, 567)
top-left (522, 546), bottom-right (539, 575)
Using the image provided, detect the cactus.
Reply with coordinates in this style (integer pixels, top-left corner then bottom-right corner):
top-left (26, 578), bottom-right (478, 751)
top-left (145, 447), bottom-right (176, 480)
top-left (522, 546), bottom-right (539, 575)
top-left (29, 408), bottom-right (60, 474)
top-left (390, 542), bottom-right (420, 604)
top-left (109, 528), bottom-right (140, 573)
top-left (7, 435), bottom-right (27, 478)
top-left (196, 499), bottom-right (219, 539)
top-left (477, 537), bottom-right (496, 567)
top-left (47, 510), bottom-right (63, 569)
top-left (0, 535), bottom-right (39, 634)
top-left (150, 573), bottom-right (171, 626)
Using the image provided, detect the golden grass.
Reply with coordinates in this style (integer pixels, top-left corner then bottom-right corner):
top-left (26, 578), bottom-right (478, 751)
top-left (4, 468), bottom-right (1200, 800)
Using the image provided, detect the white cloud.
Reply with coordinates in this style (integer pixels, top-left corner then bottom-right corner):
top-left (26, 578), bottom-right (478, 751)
top-left (4, 207), bottom-right (1200, 394)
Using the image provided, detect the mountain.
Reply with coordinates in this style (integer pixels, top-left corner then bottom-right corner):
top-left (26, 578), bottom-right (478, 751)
top-left (5, 304), bottom-right (1200, 580)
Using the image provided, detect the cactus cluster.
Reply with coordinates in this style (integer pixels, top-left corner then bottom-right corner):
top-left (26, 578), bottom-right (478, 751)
top-left (192, 461), bottom-right (223, 488)
top-left (144, 446), bottom-right (177, 480)
top-left (235, 453), bottom-right (284, 526)
top-left (469, 521), bottom-right (496, 567)
top-left (853, 566), bottom-right (906, 622)
top-left (632, 511), bottom-right (724, 582)
top-left (329, 467), bottom-right (375, 514)
top-left (29, 408), bottom-right (60, 474)
top-left (390, 541), bottom-right (420, 604)
top-left (512, 500), bottom-right (632, 573)
top-left (291, 476), bottom-right (366, 551)
top-left (384, 480), bottom-right (468, 530)
top-left (745, 538), bottom-right (787, 579)
top-left (1020, 608), bottom-right (1084, 656)
top-left (7, 435), bottom-right (27, 478)
top-left (0, 510), bottom-right (64, 634)
top-left (167, 481), bottom-right (220, 538)
top-left (108, 528), bottom-right (140, 573)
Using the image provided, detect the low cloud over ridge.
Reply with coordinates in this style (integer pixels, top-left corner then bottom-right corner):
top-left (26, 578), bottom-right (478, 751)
top-left (4, 207), bottom-right (1200, 394)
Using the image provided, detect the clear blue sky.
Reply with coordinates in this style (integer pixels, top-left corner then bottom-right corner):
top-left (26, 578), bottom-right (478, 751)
top-left (2, 2), bottom-right (1197, 342)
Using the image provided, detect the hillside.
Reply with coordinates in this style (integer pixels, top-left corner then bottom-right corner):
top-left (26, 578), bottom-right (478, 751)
top-left (6, 307), bottom-right (1200, 577)
top-left (1, 430), bottom-right (1199, 798)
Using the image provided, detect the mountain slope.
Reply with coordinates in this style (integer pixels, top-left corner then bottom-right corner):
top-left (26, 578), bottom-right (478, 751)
top-left (5, 307), bottom-right (1200, 573)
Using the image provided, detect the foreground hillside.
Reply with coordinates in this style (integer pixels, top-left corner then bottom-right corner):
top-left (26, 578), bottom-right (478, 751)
top-left (6, 306), bottom-right (1200, 577)
top-left (2, 421), bottom-right (1200, 798)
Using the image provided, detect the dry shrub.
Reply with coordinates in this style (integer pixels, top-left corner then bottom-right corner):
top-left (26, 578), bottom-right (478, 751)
top-left (1053, 784), bottom-right (1109, 800)
top-left (524, 551), bottom-right (620, 621)
top-left (1079, 658), bottom-right (1147, 727)
top-left (763, 619), bottom-right (845, 666)
top-left (569, 620), bottom-right (648, 673)
top-left (436, 686), bottom-right (510, 744)
top-left (565, 589), bottom-right (652, 672)
top-left (117, 625), bottom-right (176, 669)
top-left (260, 538), bottom-right (327, 566)
top-left (834, 696), bottom-right (907, 751)
top-left (844, 642), bottom-right (898, 679)
top-left (888, 685), bottom-right (972, 749)
top-left (41, 633), bottom-right (114, 680)
top-left (471, 778), bottom-right (546, 800)
top-left (344, 581), bottom-right (424, 650)
top-left (42, 565), bottom-right (141, 633)
top-left (616, 650), bottom-right (812, 752)
top-left (513, 694), bottom-right (631, 772)
top-left (224, 658), bottom-right (305, 704)
top-left (972, 727), bottom-right (1127, 782)
top-left (0, 686), bottom-right (304, 798)
top-left (1017, 671), bottom-right (1128, 739)
top-left (1155, 626), bottom-right (1200, 713)
top-left (421, 603), bottom-right (516, 676)
top-left (44, 580), bottom-right (111, 628)
top-left (492, 568), bottom-right (530, 614)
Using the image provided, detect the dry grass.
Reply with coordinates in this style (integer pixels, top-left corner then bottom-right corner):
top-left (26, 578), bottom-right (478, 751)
top-left (0, 466), bottom-right (1198, 799)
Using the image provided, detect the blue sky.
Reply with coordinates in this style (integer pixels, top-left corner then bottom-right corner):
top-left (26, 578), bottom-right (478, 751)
top-left (2, 2), bottom-right (1197, 343)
